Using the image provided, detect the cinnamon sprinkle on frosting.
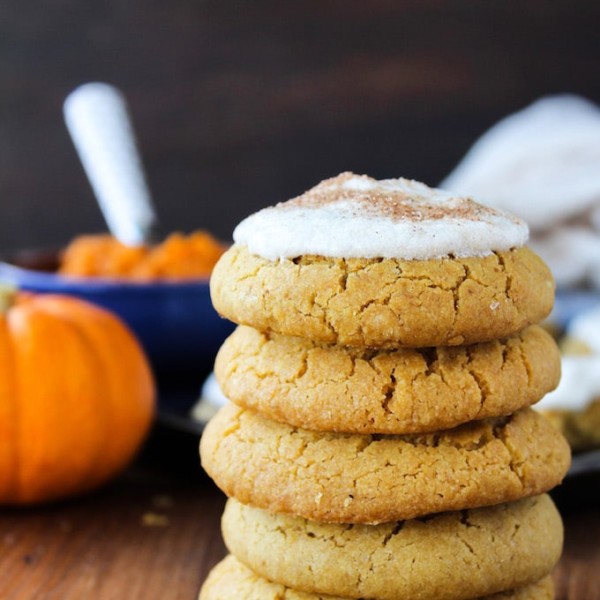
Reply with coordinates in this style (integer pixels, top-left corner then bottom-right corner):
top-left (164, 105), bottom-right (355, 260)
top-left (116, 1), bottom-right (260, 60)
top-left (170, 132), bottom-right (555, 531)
top-left (233, 172), bottom-right (529, 261)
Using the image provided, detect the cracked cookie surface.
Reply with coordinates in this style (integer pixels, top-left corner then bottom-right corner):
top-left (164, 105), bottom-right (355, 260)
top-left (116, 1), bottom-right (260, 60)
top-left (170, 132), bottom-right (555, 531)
top-left (221, 495), bottom-right (562, 600)
top-left (210, 245), bottom-right (554, 348)
top-left (215, 325), bottom-right (560, 434)
top-left (199, 555), bottom-right (554, 600)
top-left (200, 404), bottom-right (570, 524)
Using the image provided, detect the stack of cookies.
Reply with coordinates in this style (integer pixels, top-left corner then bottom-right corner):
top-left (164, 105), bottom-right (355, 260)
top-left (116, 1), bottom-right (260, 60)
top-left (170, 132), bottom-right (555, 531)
top-left (200, 173), bottom-right (571, 600)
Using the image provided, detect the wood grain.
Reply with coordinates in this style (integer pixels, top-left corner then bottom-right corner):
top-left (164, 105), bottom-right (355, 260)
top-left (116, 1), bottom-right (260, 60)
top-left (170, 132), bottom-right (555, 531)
top-left (0, 425), bottom-right (598, 599)
top-left (555, 506), bottom-right (600, 600)
top-left (0, 466), bottom-right (227, 599)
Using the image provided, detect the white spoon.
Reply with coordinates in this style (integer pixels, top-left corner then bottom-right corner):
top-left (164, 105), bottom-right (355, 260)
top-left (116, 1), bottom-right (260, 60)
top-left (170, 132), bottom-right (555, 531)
top-left (63, 82), bottom-right (159, 246)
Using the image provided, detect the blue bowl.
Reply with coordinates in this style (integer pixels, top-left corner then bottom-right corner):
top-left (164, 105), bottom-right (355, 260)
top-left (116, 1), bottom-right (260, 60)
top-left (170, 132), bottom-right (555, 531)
top-left (0, 249), bottom-right (235, 381)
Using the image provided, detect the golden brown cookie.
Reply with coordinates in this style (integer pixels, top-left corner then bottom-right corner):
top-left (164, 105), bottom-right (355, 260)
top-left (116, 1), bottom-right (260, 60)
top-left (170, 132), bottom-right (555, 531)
top-left (215, 325), bottom-right (560, 434)
top-left (199, 555), bottom-right (554, 600)
top-left (201, 404), bottom-right (570, 524)
top-left (221, 495), bottom-right (562, 600)
top-left (542, 399), bottom-right (600, 451)
top-left (210, 245), bottom-right (554, 348)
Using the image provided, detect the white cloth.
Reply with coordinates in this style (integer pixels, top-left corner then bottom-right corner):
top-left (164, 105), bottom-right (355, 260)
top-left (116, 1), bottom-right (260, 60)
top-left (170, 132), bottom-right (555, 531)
top-left (441, 95), bottom-right (600, 288)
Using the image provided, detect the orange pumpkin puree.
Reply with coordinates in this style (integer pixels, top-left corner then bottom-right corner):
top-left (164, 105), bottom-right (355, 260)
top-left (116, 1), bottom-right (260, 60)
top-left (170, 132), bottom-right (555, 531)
top-left (59, 231), bottom-right (226, 280)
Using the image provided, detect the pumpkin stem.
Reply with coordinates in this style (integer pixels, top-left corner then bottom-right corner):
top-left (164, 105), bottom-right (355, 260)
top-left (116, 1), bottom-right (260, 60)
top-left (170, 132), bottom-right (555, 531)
top-left (0, 283), bottom-right (18, 313)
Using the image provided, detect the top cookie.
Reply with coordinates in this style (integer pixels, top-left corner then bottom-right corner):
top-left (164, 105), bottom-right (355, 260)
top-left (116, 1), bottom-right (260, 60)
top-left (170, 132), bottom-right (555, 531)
top-left (211, 174), bottom-right (554, 347)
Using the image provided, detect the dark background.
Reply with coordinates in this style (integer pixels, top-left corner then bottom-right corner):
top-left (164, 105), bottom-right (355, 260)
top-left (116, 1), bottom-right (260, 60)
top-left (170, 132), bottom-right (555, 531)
top-left (1, 1), bottom-right (599, 252)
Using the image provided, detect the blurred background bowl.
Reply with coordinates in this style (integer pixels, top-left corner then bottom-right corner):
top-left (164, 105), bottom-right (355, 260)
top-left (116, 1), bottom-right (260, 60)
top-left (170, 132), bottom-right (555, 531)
top-left (0, 248), bottom-right (235, 390)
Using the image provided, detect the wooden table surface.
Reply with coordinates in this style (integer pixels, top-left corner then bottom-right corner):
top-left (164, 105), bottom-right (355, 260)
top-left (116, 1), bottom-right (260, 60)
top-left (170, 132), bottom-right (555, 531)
top-left (1, 424), bottom-right (599, 600)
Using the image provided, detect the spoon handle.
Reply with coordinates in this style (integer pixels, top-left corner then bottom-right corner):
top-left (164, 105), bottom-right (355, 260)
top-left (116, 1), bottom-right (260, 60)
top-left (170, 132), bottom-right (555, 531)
top-left (64, 82), bottom-right (158, 246)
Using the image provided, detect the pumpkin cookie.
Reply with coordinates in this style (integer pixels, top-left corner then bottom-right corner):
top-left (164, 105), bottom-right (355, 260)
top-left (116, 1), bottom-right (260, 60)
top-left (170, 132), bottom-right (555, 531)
top-left (215, 325), bottom-right (560, 434)
top-left (210, 173), bottom-right (553, 348)
top-left (211, 245), bottom-right (553, 349)
top-left (201, 404), bottom-right (570, 524)
top-left (221, 495), bottom-right (562, 600)
top-left (543, 398), bottom-right (600, 451)
top-left (536, 304), bottom-right (600, 451)
top-left (199, 555), bottom-right (554, 600)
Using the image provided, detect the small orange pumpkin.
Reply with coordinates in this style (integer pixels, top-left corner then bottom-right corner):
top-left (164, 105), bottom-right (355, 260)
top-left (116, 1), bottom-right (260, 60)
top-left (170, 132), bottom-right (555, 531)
top-left (0, 288), bottom-right (155, 504)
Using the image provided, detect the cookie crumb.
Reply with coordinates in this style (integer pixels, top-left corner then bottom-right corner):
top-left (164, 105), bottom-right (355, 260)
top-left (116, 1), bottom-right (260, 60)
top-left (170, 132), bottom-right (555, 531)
top-left (142, 512), bottom-right (170, 527)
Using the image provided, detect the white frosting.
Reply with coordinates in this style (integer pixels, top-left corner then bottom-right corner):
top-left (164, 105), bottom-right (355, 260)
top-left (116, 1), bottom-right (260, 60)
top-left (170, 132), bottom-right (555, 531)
top-left (189, 372), bottom-right (228, 423)
top-left (529, 227), bottom-right (600, 288)
top-left (537, 355), bottom-right (600, 412)
top-left (441, 95), bottom-right (600, 231)
top-left (233, 173), bottom-right (528, 261)
top-left (200, 372), bottom-right (228, 408)
top-left (567, 303), bottom-right (600, 353)
top-left (537, 303), bottom-right (600, 412)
